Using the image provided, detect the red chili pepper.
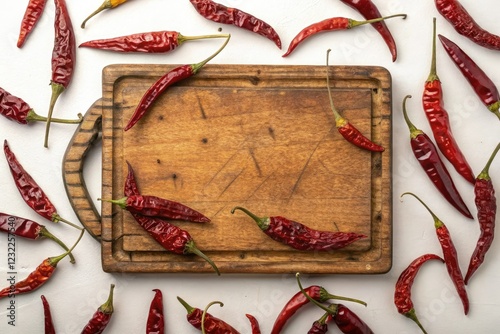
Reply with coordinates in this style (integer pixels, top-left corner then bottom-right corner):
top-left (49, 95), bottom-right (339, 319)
top-left (402, 192), bottom-right (469, 315)
top-left (282, 14), bottom-right (406, 57)
top-left (401, 95), bottom-right (472, 219)
top-left (3, 140), bottom-right (82, 229)
top-left (41, 295), bottom-right (56, 334)
top-left (80, 284), bottom-right (115, 334)
top-left (81, 0), bottom-right (129, 28)
top-left (307, 310), bottom-right (332, 334)
top-left (189, 0), bottom-right (281, 49)
top-left (394, 253), bottom-right (444, 334)
top-left (232, 206), bottom-right (367, 251)
top-left (124, 35), bottom-right (230, 131)
top-left (17, 0), bottom-right (47, 48)
top-left (435, 0), bottom-right (500, 51)
top-left (339, 0), bottom-right (399, 61)
top-left (147, 289), bottom-right (165, 334)
top-left (245, 314), bottom-right (261, 334)
top-left (44, 0), bottom-right (76, 148)
top-left (438, 34), bottom-right (500, 121)
top-left (423, 18), bottom-right (475, 184)
top-left (464, 143), bottom-right (500, 285)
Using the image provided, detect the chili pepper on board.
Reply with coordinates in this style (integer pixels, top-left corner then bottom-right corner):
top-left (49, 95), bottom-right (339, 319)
top-left (401, 192), bottom-right (469, 315)
top-left (146, 289), bottom-right (165, 334)
top-left (80, 284), bottom-right (115, 334)
top-left (4, 140), bottom-right (82, 229)
top-left (423, 18), bottom-right (475, 184)
top-left (338, 0), bottom-right (399, 61)
top-left (401, 95), bottom-right (472, 219)
top-left (282, 14), bottom-right (406, 57)
top-left (124, 35), bottom-right (230, 131)
top-left (44, 0), bottom-right (76, 148)
top-left (189, 0), bottom-right (281, 49)
top-left (231, 206), bottom-right (367, 251)
top-left (435, 0), bottom-right (500, 51)
top-left (246, 314), bottom-right (261, 334)
top-left (325, 49), bottom-right (385, 152)
top-left (464, 143), bottom-right (500, 285)
top-left (41, 295), bottom-right (56, 334)
top-left (79, 31), bottom-right (229, 53)
top-left (16, 0), bottom-right (47, 47)
top-left (438, 34), bottom-right (500, 121)
top-left (394, 253), bottom-right (444, 334)
top-left (82, 0), bottom-right (128, 28)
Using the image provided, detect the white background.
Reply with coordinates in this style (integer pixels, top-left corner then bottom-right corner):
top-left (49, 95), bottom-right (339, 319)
top-left (1, 0), bottom-right (500, 333)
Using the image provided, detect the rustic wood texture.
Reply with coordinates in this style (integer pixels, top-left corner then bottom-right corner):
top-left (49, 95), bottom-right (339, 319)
top-left (63, 64), bottom-right (392, 274)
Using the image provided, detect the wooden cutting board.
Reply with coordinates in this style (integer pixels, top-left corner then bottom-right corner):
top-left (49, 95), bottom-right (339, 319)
top-left (63, 63), bottom-right (392, 274)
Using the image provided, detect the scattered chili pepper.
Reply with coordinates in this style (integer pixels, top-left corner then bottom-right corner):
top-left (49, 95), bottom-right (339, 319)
top-left (80, 31), bottom-right (230, 53)
top-left (246, 314), bottom-right (261, 334)
top-left (402, 192), bottom-right (469, 315)
top-left (82, 0), bottom-right (129, 28)
top-left (325, 49), bottom-right (385, 152)
top-left (81, 284), bottom-right (115, 334)
top-left (438, 34), bottom-right (500, 121)
top-left (282, 14), bottom-right (406, 57)
top-left (147, 289), bottom-right (165, 334)
top-left (0, 212), bottom-right (76, 263)
top-left (400, 95), bottom-right (472, 219)
top-left (189, 0), bottom-right (281, 49)
top-left (41, 295), bottom-right (56, 334)
top-left (423, 18), bottom-right (475, 184)
top-left (16, 0), bottom-right (47, 48)
top-left (435, 0), bottom-right (500, 51)
top-left (394, 253), bottom-right (444, 334)
top-left (178, 297), bottom-right (240, 333)
top-left (44, 0), bottom-right (76, 148)
top-left (231, 206), bottom-right (367, 251)
top-left (307, 310), bottom-right (332, 334)
top-left (465, 143), bottom-right (500, 285)
top-left (339, 0), bottom-right (399, 61)
top-left (0, 229), bottom-right (84, 299)
top-left (124, 35), bottom-right (230, 131)
top-left (4, 140), bottom-right (82, 229)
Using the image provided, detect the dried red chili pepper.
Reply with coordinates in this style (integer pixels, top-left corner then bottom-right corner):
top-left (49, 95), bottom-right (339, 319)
top-left (402, 192), bottom-right (469, 315)
top-left (325, 50), bottom-right (384, 152)
top-left (124, 35), bottom-right (230, 131)
top-left (0, 229), bottom-right (84, 299)
top-left (246, 314), bottom-right (261, 334)
top-left (401, 95), bottom-right (472, 219)
top-left (189, 0), bottom-right (281, 49)
top-left (394, 253), bottom-right (444, 334)
top-left (17, 0), bottom-right (47, 47)
top-left (41, 295), bottom-right (56, 334)
top-left (0, 212), bottom-right (75, 263)
top-left (82, 0), bottom-right (128, 28)
top-left (81, 284), bottom-right (115, 334)
top-left (464, 143), bottom-right (500, 285)
top-left (44, 0), bottom-right (76, 148)
top-left (231, 206), bottom-right (367, 251)
top-left (438, 34), bottom-right (500, 121)
top-left (282, 14), bottom-right (406, 57)
top-left (4, 140), bottom-right (82, 229)
top-left (147, 289), bottom-right (165, 334)
top-left (307, 310), bottom-right (332, 334)
top-left (435, 0), bottom-right (500, 50)
top-left (339, 0), bottom-right (399, 61)
top-left (423, 18), bottom-right (475, 184)
top-left (178, 297), bottom-right (240, 334)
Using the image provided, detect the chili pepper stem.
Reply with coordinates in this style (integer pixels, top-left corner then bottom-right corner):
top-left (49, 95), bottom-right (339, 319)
top-left (401, 95), bottom-right (423, 138)
top-left (325, 49), bottom-right (346, 126)
top-left (185, 240), bottom-right (220, 276)
top-left (40, 227), bottom-right (76, 264)
top-left (201, 301), bottom-right (224, 334)
top-left (52, 213), bottom-right (83, 230)
top-left (350, 14), bottom-right (407, 28)
top-left (26, 110), bottom-right (83, 124)
top-left (191, 35), bottom-right (231, 73)
top-left (178, 33), bottom-right (231, 44)
top-left (98, 197), bottom-right (127, 209)
top-left (100, 284), bottom-right (115, 314)
top-left (177, 296), bottom-right (195, 314)
top-left (322, 291), bottom-right (367, 307)
top-left (48, 228), bottom-right (85, 266)
top-left (231, 206), bottom-right (269, 230)
top-left (478, 143), bottom-right (500, 180)
top-left (405, 308), bottom-right (428, 334)
top-left (44, 83), bottom-right (65, 148)
top-left (401, 192), bottom-right (443, 229)
top-left (487, 102), bottom-right (500, 120)
top-left (296, 273), bottom-right (337, 315)
top-left (81, 0), bottom-right (111, 28)
top-left (427, 18), bottom-right (439, 82)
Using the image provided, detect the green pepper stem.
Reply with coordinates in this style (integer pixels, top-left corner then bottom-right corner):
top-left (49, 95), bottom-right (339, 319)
top-left (26, 110), bottom-right (83, 124)
top-left (478, 142), bottom-right (500, 181)
top-left (99, 284), bottom-right (115, 314)
top-left (97, 197), bottom-right (127, 209)
top-left (48, 228), bottom-right (85, 266)
top-left (51, 213), bottom-right (83, 230)
top-left (325, 49), bottom-right (344, 125)
top-left (44, 83), bottom-right (65, 148)
top-left (185, 240), bottom-right (220, 276)
top-left (178, 33), bottom-right (231, 44)
top-left (350, 14), bottom-right (407, 28)
top-left (177, 296), bottom-right (195, 314)
top-left (296, 273), bottom-right (337, 315)
top-left (201, 301), bottom-right (224, 334)
top-left (81, 0), bottom-right (112, 28)
top-left (427, 18), bottom-right (439, 82)
top-left (322, 288), bottom-right (367, 306)
top-left (191, 35), bottom-right (231, 73)
top-left (405, 308), bottom-right (428, 334)
top-left (231, 206), bottom-right (269, 230)
top-left (40, 227), bottom-right (76, 264)
top-left (401, 192), bottom-right (443, 229)
top-left (401, 95), bottom-right (423, 139)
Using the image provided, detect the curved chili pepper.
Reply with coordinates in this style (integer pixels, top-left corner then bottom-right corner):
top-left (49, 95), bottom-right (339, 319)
top-left (189, 0), bottom-right (281, 49)
top-left (282, 14), bottom-right (406, 57)
top-left (246, 314), bottom-right (261, 334)
top-left (81, 284), bottom-right (115, 334)
top-left (435, 0), bottom-right (500, 50)
top-left (402, 192), bottom-right (469, 315)
top-left (465, 143), bottom-right (500, 285)
top-left (177, 297), bottom-right (240, 333)
top-left (401, 95), bottom-right (472, 219)
top-left (82, 0), bottom-right (129, 28)
top-left (423, 18), bottom-right (475, 184)
top-left (147, 289), bottom-right (165, 334)
top-left (41, 295), bottom-right (56, 334)
top-left (4, 140), bottom-right (82, 229)
top-left (44, 0), bottom-right (76, 148)
top-left (438, 34), bottom-right (500, 121)
top-left (232, 206), bottom-right (367, 251)
top-left (124, 35), bottom-right (230, 131)
top-left (394, 254), bottom-right (444, 334)
top-left (339, 0), bottom-right (399, 61)
top-left (17, 0), bottom-right (47, 47)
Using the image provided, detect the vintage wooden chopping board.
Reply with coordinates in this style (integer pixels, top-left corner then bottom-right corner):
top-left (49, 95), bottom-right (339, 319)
top-left (63, 63), bottom-right (392, 274)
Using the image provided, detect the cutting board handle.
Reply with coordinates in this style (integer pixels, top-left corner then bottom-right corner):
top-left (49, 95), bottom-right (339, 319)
top-left (62, 99), bottom-right (103, 241)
